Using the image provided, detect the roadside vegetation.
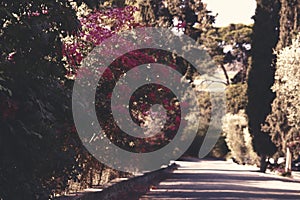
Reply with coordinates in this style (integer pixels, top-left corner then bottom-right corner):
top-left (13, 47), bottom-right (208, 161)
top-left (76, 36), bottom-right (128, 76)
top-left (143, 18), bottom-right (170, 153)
top-left (0, 0), bottom-right (299, 199)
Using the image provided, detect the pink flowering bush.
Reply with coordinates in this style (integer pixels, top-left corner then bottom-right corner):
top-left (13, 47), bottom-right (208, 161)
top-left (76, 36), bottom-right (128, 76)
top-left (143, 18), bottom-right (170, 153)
top-left (62, 6), bottom-right (139, 76)
top-left (63, 6), bottom-right (183, 153)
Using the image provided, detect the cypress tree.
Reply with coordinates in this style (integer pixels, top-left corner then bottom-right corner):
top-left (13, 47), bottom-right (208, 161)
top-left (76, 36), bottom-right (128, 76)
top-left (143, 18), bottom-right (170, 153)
top-left (263, 0), bottom-right (300, 166)
top-left (246, 0), bottom-right (280, 172)
top-left (276, 0), bottom-right (300, 50)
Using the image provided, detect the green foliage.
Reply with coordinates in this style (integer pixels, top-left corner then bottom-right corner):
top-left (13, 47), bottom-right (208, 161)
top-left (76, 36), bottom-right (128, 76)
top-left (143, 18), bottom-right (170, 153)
top-left (0, 1), bottom-right (91, 199)
top-left (0, 0), bottom-right (80, 78)
top-left (133, 0), bottom-right (215, 37)
top-left (280, 41), bottom-right (300, 121)
top-left (222, 110), bottom-right (258, 165)
top-left (263, 35), bottom-right (300, 157)
top-left (0, 79), bottom-right (83, 199)
top-left (201, 24), bottom-right (252, 61)
top-left (226, 83), bottom-right (248, 114)
top-left (127, 0), bottom-right (219, 82)
top-left (0, 1), bottom-right (140, 198)
top-left (246, 0), bottom-right (280, 171)
top-left (219, 24), bottom-right (252, 45)
top-left (276, 0), bottom-right (300, 50)
top-left (200, 24), bottom-right (252, 85)
top-left (213, 83), bottom-right (248, 160)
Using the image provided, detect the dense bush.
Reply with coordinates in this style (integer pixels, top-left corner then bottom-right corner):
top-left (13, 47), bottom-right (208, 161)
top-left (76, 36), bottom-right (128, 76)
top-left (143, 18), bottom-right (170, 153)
top-left (263, 35), bottom-right (300, 158)
top-left (0, 1), bottom-right (83, 198)
top-left (222, 110), bottom-right (258, 165)
top-left (226, 83), bottom-right (248, 114)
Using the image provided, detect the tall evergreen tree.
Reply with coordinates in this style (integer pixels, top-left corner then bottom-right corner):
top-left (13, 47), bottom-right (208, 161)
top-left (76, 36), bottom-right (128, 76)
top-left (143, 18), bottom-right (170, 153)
top-left (246, 0), bottom-right (280, 172)
top-left (276, 0), bottom-right (300, 50)
top-left (263, 0), bottom-right (300, 165)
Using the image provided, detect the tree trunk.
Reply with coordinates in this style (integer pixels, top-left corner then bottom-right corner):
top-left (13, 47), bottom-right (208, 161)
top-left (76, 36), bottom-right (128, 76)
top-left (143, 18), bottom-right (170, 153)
top-left (259, 155), bottom-right (268, 172)
top-left (220, 64), bottom-right (230, 85)
top-left (285, 147), bottom-right (292, 172)
top-left (89, 168), bottom-right (93, 188)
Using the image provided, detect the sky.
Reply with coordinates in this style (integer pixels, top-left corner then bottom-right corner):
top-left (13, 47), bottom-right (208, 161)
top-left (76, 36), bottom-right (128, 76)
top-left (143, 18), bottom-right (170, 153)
top-left (202, 0), bottom-right (257, 27)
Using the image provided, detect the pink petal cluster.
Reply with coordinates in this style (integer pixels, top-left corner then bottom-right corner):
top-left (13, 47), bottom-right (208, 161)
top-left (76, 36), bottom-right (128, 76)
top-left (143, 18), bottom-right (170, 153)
top-left (62, 6), bottom-right (184, 150)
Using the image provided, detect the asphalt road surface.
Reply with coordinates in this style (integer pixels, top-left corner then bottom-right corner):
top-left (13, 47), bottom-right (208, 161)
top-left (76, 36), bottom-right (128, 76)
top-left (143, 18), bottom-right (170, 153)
top-left (139, 159), bottom-right (300, 199)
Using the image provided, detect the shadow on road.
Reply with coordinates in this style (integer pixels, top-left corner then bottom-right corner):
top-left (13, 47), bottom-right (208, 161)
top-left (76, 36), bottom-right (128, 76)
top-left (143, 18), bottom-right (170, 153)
top-left (139, 160), bottom-right (300, 199)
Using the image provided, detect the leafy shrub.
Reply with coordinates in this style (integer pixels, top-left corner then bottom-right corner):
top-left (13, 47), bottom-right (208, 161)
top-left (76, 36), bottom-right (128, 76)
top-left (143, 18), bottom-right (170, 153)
top-left (222, 110), bottom-right (258, 165)
top-left (263, 35), bottom-right (300, 158)
top-left (226, 83), bottom-right (247, 114)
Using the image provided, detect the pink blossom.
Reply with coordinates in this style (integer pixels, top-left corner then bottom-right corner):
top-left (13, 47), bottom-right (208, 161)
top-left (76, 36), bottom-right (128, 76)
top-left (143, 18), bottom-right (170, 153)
top-left (102, 68), bottom-right (113, 80)
top-left (148, 92), bottom-right (156, 102)
top-left (31, 11), bottom-right (40, 17)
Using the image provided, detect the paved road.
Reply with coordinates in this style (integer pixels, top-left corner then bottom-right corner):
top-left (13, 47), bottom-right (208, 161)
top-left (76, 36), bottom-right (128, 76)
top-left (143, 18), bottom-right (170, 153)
top-left (139, 159), bottom-right (300, 199)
